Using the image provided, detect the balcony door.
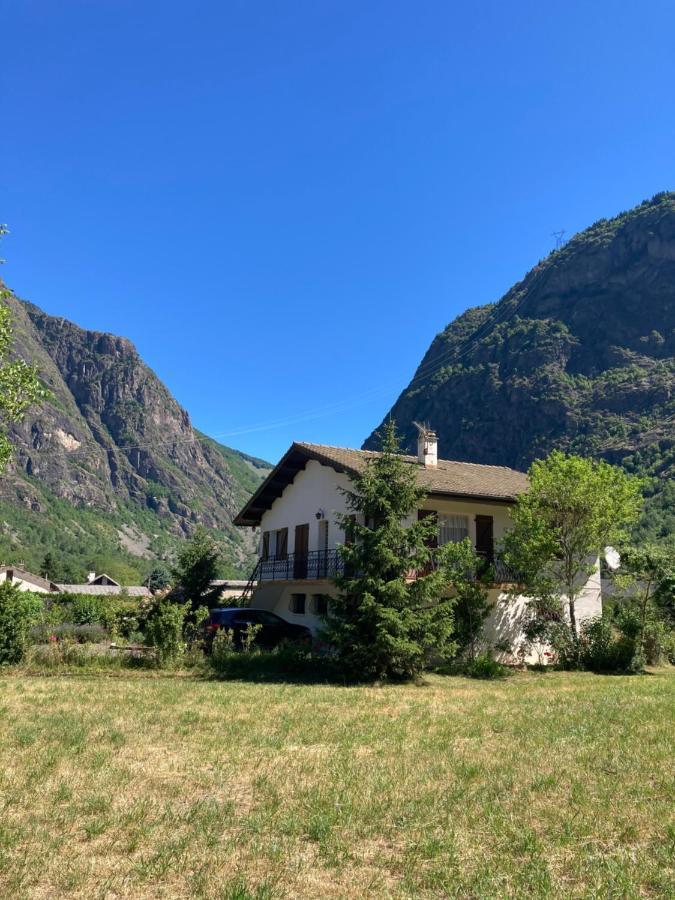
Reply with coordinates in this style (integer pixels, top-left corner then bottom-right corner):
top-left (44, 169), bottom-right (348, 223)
top-left (475, 515), bottom-right (494, 561)
top-left (294, 523), bottom-right (309, 579)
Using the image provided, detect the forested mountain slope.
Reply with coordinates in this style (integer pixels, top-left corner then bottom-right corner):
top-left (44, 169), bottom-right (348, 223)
top-left (365, 192), bottom-right (675, 541)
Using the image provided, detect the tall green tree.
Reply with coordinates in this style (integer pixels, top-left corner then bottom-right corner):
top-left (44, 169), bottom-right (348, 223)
top-left (0, 226), bottom-right (48, 472)
top-left (612, 544), bottom-right (675, 665)
top-left (503, 451), bottom-right (643, 661)
top-left (171, 526), bottom-right (222, 611)
top-left (325, 419), bottom-right (473, 681)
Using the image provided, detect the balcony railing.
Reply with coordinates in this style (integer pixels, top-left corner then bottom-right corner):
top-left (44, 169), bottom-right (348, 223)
top-left (476, 552), bottom-right (522, 584)
top-left (259, 550), bottom-right (344, 582)
top-left (256, 549), bottom-right (520, 585)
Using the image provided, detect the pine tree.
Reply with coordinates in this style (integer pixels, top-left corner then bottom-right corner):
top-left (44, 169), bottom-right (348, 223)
top-left (324, 420), bottom-right (473, 681)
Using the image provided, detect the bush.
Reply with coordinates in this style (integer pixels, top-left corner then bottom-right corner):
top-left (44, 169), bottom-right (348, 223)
top-left (30, 623), bottom-right (106, 644)
top-left (70, 594), bottom-right (104, 625)
top-left (0, 583), bottom-right (44, 664)
top-left (144, 599), bottom-right (187, 666)
top-left (209, 631), bottom-right (336, 681)
top-left (578, 617), bottom-right (638, 673)
top-left (463, 652), bottom-right (510, 679)
top-left (100, 597), bottom-right (144, 641)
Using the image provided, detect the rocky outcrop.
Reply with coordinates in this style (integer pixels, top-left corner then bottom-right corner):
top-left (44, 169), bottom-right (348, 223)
top-left (0, 289), bottom-right (268, 571)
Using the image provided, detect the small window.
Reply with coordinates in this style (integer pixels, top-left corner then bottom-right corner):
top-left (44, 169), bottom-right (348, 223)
top-left (312, 594), bottom-right (329, 616)
top-left (290, 593), bottom-right (306, 615)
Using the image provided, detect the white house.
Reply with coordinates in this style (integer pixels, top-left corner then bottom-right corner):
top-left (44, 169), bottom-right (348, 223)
top-left (234, 431), bottom-right (602, 664)
top-left (0, 565), bottom-right (60, 594)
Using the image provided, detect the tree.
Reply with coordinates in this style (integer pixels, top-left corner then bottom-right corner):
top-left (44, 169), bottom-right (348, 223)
top-left (0, 226), bottom-right (48, 472)
top-left (144, 563), bottom-right (172, 594)
top-left (611, 544), bottom-right (675, 666)
top-left (171, 527), bottom-right (221, 611)
top-left (503, 451), bottom-right (643, 663)
top-left (324, 419), bottom-right (473, 681)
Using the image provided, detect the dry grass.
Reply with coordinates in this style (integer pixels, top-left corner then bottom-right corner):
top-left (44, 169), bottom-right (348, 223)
top-left (0, 669), bottom-right (673, 898)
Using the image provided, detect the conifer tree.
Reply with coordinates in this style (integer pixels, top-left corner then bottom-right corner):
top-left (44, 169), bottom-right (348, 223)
top-left (325, 420), bottom-right (473, 681)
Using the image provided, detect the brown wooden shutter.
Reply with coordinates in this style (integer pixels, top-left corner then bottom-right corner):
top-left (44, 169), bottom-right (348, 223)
top-left (276, 528), bottom-right (288, 559)
top-left (262, 531), bottom-right (270, 560)
top-left (293, 524), bottom-right (310, 579)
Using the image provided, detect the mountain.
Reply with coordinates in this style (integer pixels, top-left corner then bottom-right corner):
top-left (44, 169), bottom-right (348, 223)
top-left (0, 285), bottom-right (270, 582)
top-left (365, 192), bottom-right (675, 542)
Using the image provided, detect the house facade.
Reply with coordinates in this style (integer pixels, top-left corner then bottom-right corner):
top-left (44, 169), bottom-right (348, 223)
top-left (234, 432), bottom-right (602, 664)
top-left (0, 566), bottom-right (60, 594)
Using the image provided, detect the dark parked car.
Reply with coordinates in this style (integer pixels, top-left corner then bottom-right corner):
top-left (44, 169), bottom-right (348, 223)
top-left (205, 607), bottom-right (312, 651)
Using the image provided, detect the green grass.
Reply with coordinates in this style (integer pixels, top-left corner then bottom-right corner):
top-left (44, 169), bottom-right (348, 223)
top-left (0, 670), bottom-right (673, 898)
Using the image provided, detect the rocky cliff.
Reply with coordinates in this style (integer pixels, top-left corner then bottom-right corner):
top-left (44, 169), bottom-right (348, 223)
top-left (365, 192), bottom-right (675, 541)
top-left (0, 287), bottom-right (269, 579)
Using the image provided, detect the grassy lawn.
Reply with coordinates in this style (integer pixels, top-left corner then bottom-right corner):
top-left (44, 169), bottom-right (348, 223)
top-left (0, 670), bottom-right (673, 899)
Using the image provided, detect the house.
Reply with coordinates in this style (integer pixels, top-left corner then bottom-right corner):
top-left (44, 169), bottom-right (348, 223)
top-left (0, 565), bottom-right (151, 597)
top-left (234, 430), bottom-right (602, 664)
top-left (211, 580), bottom-right (254, 601)
top-left (0, 565), bottom-right (60, 594)
top-left (86, 572), bottom-right (120, 587)
top-left (56, 572), bottom-right (151, 597)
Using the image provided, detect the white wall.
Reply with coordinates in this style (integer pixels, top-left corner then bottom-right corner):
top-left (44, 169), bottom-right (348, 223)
top-left (0, 571), bottom-right (51, 594)
top-left (260, 459), bottom-right (353, 554)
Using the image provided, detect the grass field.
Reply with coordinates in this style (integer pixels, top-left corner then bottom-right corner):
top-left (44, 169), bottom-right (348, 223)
top-left (0, 670), bottom-right (673, 899)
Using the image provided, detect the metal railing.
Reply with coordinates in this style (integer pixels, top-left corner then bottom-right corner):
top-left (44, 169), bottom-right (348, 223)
top-left (259, 550), bottom-right (344, 582)
top-left (475, 552), bottom-right (522, 584)
top-left (254, 548), bottom-right (520, 585)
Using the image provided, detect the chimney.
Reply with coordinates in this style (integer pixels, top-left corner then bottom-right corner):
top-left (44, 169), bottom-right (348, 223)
top-left (416, 426), bottom-right (438, 468)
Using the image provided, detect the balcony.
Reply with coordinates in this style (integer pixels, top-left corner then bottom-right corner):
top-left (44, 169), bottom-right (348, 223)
top-left (255, 549), bottom-right (520, 585)
top-left (258, 550), bottom-right (344, 582)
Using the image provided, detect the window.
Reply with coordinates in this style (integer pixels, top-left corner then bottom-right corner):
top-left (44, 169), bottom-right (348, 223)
top-left (290, 593), bottom-right (306, 614)
top-left (312, 594), bottom-right (329, 616)
top-left (438, 514), bottom-right (469, 545)
top-left (262, 531), bottom-right (271, 560)
top-left (256, 611), bottom-right (282, 625)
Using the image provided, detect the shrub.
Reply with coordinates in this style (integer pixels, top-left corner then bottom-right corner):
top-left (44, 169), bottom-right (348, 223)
top-left (578, 617), bottom-right (638, 673)
top-left (0, 583), bottom-right (44, 664)
top-left (463, 652), bottom-right (510, 679)
top-left (70, 594), bottom-right (104, 625)
top-left (30, 623), bottom-right (106, 644)
top-left (209, 632), bottom-right (335, 681)
top-left (100, 597), bottom-right (143, 641)
top-left (144, 599), bottom-right (187, 666)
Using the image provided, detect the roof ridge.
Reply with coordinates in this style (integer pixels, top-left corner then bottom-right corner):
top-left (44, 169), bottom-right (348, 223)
top-left (296, 441), bottom-right (524, 474)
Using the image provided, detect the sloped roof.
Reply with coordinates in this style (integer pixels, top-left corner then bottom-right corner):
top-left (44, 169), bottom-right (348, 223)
top-left (89, 573), bottom-right (121, 587)
top-left (57, 584), bottom-right (151, 597)
top-left (0, 565), bottom-right (60, 592)
top-left (234, 441), bottom-right (528, 526)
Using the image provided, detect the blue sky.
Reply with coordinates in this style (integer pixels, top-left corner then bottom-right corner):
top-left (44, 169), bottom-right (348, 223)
top-left (2, 1), bottom-right (675, 463)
